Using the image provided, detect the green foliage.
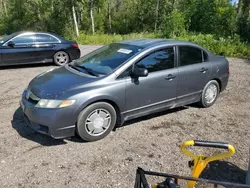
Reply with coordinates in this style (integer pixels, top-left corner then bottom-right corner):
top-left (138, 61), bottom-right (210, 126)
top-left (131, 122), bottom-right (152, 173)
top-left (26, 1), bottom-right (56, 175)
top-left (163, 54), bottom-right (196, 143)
top-left (174, 33), bottom-right (250, 58)
top-left (164, 10), bottom-right (186, 38)
top-left (237, 0), bottom-right (250, 42)
top-left (72, 32), bottom-right (161, 44)
top-left (72, 32), bottom-right (250, 59)
top-left (0, 0), bottom-right (250, 58)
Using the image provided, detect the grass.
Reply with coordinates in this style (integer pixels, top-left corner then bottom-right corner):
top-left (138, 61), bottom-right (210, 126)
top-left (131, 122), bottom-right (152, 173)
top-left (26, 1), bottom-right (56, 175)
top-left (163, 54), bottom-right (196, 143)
top-left (70, 32), bottom-right (161, 45)
top-left (71, 32), bottom-right (250, 59)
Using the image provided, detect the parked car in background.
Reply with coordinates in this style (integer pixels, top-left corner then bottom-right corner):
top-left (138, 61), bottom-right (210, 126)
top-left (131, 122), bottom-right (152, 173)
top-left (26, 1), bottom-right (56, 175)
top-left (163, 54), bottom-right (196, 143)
top-left (20, 39), bottom-right (229, 142)
top-left (0, 31), bottom-right (80, 66)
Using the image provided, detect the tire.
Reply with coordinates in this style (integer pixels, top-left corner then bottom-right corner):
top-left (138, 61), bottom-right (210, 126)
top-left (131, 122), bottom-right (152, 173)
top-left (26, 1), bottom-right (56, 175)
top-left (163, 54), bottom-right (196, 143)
top-left (76, 102), bottom-right (117, 142)
top-left (53, 51), bottom-right (70, 66)
top-left (199, 80), bottom-right (220, 108)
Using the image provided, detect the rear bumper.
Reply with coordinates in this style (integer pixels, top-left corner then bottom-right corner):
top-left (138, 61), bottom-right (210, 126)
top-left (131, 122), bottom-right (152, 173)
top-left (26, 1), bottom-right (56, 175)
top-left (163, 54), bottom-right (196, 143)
top-left (67, 47), bottom-right (81, 61)
top-left (220, 74), bottom-right (229, 92)
top-left (20, 94), bottom-right (76, 139)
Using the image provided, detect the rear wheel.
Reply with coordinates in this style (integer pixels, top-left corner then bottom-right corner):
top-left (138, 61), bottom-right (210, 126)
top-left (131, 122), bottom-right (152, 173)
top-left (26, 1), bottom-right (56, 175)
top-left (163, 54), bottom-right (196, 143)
top-left (54, 51), bottom-right (69, 66)
top-left (200, 80), bottom-right (220, 108)
top-left (77, 102), bottom-right (117, 142)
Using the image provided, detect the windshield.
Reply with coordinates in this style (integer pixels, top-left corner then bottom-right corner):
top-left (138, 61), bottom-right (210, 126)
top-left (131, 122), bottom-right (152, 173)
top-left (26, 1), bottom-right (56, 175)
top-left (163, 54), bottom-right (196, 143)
top-left (73, 43), bottom-right (143, 75)
top-left (0, 33), bottom-right (18, 43)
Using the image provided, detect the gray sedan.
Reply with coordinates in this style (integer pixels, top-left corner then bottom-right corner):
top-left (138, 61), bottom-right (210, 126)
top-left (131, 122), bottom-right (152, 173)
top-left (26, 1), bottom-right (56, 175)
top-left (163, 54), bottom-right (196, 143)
top-left (20, 39), bottom-right (229, 141)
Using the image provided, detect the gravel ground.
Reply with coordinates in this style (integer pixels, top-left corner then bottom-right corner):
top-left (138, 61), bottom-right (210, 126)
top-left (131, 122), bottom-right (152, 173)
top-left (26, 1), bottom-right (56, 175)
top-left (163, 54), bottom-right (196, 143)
top-left (0, 45), bottom-right (249, 188)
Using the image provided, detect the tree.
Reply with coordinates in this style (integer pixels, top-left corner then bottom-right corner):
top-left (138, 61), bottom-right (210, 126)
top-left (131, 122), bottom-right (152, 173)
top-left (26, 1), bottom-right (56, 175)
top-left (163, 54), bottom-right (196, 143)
top-left (90, 0), bottom-right (95, 34)
top-left (71, 0), bottom-right (79, 36)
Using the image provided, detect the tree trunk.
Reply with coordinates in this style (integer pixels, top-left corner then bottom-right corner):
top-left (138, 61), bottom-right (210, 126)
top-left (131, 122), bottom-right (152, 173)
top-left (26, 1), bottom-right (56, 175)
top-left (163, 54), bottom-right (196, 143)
top-left (154, 0), bottom-right (160, 31)
top-left (108, 1), bottom-right (112, 32)
top-left (0, 0), bottom-right (2, 16)
top-left (237, 0), bottom-right (242, 18)
top-left (72, 0), bottom-right (79, 37)
top-left (51, 0), bottom-right (54, 12)
top-left (90, 0), bottom-right (95, 34)
top-left (172, 0), bottom-right (175, 11)
top-left (3, 0), bottom-right (7, 16)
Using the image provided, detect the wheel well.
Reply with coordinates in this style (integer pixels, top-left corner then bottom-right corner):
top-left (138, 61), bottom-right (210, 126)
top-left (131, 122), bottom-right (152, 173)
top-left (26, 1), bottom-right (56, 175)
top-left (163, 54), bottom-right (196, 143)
top-left (84, 99), bottom-right (122, 127)
top-left (212, 78), bottom-right (222, 92)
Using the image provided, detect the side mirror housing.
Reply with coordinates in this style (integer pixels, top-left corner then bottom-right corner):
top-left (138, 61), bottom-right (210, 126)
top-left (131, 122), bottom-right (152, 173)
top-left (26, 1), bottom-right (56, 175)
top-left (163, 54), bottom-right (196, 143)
top-left (131, 67), bottom-right (148, 77)
top-left (7, 41), bottom-right (15, 47)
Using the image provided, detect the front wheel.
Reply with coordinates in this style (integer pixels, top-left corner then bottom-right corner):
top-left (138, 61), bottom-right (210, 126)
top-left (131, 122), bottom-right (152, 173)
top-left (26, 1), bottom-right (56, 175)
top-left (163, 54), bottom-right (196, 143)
top-left (53, 51), bottom-right (70, 66)
top-left (199, 80), bottom-right (220, 108)
top-left (77, 102), bottom-right (117, 142)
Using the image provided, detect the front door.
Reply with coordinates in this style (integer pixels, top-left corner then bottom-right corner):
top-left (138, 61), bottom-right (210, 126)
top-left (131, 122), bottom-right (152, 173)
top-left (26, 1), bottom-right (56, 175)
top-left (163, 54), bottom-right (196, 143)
top-left (176, 46), bottom-right (212, 104)
top-left (1, 33), bottom-right (36, 65)
top-left (124, 47), bottom-right (178, 119)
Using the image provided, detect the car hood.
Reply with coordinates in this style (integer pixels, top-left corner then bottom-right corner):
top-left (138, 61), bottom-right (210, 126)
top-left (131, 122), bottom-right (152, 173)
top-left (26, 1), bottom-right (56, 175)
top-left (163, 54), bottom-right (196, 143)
top-left (28, 66), bottom-right (97, 99)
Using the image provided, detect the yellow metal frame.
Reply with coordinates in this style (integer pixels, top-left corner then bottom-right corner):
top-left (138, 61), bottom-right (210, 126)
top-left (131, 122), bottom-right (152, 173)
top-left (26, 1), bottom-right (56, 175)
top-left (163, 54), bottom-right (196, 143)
top-left (181, 140), bottom-right (235, 188)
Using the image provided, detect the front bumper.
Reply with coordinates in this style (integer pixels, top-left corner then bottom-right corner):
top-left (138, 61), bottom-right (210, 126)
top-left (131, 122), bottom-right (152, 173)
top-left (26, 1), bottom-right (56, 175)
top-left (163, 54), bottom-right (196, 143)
top-left (20, 93), bottom-right (76, 139)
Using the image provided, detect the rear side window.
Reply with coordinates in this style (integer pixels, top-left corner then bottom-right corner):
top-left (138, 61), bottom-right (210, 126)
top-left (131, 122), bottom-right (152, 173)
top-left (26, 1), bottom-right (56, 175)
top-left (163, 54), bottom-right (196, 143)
top-left (11, 34), bottom-right (36, 44)
top-left (136, 48), bottom-right (175, 73)
top-left (35, 34), bottom-right (59, 43)
top-left (179, 46), bottom-right (203, 66)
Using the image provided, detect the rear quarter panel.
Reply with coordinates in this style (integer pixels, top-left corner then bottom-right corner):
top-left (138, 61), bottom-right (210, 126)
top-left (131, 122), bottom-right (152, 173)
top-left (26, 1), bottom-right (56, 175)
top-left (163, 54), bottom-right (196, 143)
top-left (209, 55), bottom-right (229, 92)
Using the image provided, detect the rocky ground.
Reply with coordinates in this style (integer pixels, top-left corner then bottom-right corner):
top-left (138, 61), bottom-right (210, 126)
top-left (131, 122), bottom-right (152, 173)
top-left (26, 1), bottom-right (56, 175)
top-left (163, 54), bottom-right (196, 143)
top-left (0, 46), bottom-right (249, 187)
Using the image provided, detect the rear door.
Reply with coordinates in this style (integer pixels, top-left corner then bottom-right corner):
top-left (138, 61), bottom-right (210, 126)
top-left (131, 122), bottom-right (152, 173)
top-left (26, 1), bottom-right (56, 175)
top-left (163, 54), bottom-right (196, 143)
top-left (33, 33), bottom-right (61, 62)
top-left (176, 45), bottom-right (211, 104)
top-left (1, 34), bottom-right (37, 65)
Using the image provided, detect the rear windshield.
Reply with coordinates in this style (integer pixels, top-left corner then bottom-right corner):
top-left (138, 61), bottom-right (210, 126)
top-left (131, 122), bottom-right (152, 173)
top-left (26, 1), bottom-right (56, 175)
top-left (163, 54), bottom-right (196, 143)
top-left (73, 43), bottom-right (143, 75)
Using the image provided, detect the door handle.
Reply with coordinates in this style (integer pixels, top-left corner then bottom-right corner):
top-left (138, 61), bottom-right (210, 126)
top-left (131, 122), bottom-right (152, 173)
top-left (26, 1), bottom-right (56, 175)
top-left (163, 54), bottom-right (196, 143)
top-left (200, 67), bottom-right (208, 73)
top-left (165, 74), bottom-right (176, 81)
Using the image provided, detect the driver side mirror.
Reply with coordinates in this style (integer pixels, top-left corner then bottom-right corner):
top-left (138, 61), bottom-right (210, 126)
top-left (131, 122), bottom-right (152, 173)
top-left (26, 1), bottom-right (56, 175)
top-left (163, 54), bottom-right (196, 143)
top-left (131, 67), bottom-right (148, 77)
top-left (7, 41), bottom-right (15, 47)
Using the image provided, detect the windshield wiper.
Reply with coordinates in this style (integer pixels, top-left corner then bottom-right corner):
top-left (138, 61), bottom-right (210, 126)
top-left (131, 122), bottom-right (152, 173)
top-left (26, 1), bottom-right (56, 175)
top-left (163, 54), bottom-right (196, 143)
top-left (69, 64), bottom-right (99, 77)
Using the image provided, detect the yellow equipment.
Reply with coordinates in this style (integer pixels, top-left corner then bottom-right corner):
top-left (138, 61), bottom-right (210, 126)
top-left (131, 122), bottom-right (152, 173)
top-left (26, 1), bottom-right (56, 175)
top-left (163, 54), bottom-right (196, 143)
top-left (135, 140), bottom-right (250, 188)
top-left (181, 140), bottom-right (235, 188)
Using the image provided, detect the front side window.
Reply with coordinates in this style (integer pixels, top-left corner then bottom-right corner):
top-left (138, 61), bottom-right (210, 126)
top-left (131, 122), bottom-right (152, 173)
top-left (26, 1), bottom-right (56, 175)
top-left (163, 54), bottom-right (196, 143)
top-left (11, 34), bottom-right (36, 44)
top-left (35, 34), bottom-right (59, 43)
top-left (73, 43), bottom-right (143, 75)
top-left (179, 46), bottom-right (203, 66)
top-left (135, 47), bottom-right (175, 73)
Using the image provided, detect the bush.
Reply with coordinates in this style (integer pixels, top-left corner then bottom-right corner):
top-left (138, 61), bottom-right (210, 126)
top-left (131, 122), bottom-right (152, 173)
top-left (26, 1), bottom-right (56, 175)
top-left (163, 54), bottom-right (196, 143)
top-left (174, 33), bottom-right (250, 58)
top-left (164, 10), bottom-right (186, 38)
top-left (71, 32), bottom-right (161, 45)
top-left (69, 32), bottom-right (250, 59)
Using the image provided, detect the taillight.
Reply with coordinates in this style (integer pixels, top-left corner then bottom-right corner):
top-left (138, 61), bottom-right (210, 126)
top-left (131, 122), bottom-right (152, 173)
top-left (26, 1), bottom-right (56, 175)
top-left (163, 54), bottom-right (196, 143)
top-left (72, 43), bottom-right (79, 48)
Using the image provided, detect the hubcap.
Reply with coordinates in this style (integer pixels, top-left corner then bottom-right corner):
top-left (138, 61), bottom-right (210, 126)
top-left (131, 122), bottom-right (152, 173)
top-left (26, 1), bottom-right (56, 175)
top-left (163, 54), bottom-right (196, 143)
top-left (85, 109), bottom-right (111, 136)
top-left (205, 84), bottom-right (218, 104)
top-left (55, 51), bottom-right (69, 65)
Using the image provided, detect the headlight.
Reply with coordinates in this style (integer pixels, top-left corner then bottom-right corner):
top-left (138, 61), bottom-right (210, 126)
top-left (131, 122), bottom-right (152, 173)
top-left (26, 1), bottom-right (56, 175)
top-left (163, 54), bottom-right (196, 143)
top-left (36, 99), bottom-right (76, 108)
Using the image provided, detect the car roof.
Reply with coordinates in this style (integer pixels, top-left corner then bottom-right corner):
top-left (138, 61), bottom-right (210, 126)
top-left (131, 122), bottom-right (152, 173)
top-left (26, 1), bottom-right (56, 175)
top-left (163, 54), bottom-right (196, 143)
top-left (116, 38), bottom-right (202, 48)
top-left (11, 31), bottom-right (65, 40)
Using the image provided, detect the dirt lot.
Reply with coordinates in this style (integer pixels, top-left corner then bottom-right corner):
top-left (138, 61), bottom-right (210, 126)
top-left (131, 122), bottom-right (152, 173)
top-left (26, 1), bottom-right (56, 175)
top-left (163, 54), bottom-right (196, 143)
top-left (0, 45), bottom-right (249, 188)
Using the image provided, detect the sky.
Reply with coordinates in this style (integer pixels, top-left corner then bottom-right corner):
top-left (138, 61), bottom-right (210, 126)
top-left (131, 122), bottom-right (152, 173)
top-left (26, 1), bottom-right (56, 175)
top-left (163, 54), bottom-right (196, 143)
top-left (231, 0), bottom-right (239, 4)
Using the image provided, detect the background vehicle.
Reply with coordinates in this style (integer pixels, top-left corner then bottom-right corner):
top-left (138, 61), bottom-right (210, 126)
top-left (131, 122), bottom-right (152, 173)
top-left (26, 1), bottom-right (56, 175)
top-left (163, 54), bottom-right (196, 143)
top-left (20, 39), bottom-right (229, 142)
top-left (0, 31), bottom-right (80, 66)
